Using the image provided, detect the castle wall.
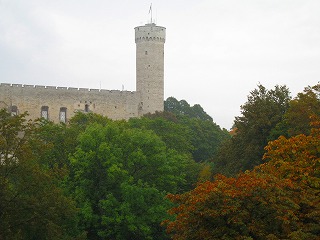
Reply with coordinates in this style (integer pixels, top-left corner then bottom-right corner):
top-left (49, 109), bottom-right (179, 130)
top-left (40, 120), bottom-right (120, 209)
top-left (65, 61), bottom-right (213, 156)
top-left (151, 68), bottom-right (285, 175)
top-left (0, 83), bottom-right (140, 122)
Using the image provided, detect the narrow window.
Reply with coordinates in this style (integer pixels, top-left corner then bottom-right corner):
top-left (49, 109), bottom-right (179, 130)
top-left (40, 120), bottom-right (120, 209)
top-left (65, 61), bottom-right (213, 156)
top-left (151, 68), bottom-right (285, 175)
top-left (41, 106), bottom-right (49, 120)
top-left (85, 104), bottom-right (89, 112)
top-left (59, 107), bottom-right (67, 123)
top-left (145, 51), bottom-right (148, 55)
top-left (11, 105), bottom-right (18, 116)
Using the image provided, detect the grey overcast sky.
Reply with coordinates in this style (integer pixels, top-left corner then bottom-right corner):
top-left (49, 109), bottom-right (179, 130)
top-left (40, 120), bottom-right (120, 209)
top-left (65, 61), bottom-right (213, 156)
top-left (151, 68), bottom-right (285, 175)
top-left (1, 0), bottom-right (320, 129)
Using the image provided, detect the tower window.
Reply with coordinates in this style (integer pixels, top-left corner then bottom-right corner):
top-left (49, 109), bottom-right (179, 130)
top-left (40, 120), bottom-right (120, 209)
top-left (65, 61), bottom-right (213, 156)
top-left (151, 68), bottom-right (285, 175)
top-left (11, 105), bottom-right (18, 116)
top-left (85, 104), bottom-right (89, 112)
top-left (41, 106), bottom-right (49, 120)
top-left (59, 107), bottom-right (67, 123)
top-left (145, 51), bottom-right (148, 55)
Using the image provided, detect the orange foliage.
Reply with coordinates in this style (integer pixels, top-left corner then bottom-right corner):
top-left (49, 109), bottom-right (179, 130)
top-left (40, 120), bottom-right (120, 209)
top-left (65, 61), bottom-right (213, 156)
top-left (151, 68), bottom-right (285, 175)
top-left (164, 118), bottom-right (320, 239)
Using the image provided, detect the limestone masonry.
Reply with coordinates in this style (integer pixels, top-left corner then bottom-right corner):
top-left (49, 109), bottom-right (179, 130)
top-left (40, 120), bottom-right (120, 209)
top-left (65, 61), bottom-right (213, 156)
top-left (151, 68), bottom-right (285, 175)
top-left (0, 23), bottom-right (166, 123)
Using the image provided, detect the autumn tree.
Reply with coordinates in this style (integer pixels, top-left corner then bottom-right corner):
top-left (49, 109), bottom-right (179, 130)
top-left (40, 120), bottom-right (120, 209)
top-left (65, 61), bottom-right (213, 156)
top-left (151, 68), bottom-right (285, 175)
top-left (165, 117), bottom-right (320, 240)
top-left (165, 173), bottom-right (296, 239)
top-left (260, 116), bottom-right (320, 238)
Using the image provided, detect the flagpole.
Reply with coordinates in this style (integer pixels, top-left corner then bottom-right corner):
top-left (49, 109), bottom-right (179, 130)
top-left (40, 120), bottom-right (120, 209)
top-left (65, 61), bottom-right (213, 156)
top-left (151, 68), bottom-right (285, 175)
top-left (149, 3), bottom-right (152, 23)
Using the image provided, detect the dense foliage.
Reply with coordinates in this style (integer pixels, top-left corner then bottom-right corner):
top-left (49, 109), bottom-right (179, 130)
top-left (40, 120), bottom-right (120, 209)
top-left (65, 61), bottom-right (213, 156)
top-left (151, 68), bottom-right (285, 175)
top-left (129, 109), bottom-right (230, 162)
top-left (68, 122), bottom-right (194, 239)
top-left (165, 116), bottom-right (320, 239)
top-left (0, 110), bottom-right (82, 239)
top-left (271, 84), bottom-right (320, 138)
top-left (1, 83), bottom-right (319, 239)
top-left (0, 97), bottom-right (227, 239)
top-left (213, 84), bottom-right (292, 176)
top-left (165, 97), bottom-right (213, 121)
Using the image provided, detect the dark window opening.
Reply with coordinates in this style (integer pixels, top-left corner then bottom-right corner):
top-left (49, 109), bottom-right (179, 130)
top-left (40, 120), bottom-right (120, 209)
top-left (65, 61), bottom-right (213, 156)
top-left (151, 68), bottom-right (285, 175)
top-left (11, 105), bottom-right (18, 116)
top-left (85, 104), bottom-right (89, 112)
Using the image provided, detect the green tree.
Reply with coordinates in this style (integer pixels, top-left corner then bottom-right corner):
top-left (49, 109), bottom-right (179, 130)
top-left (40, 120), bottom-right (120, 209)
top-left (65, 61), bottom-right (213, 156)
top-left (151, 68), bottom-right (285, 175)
top-left (271, 83), bottom-right (320, 138)
top-left (148, 99), bottom-right (230, 162)
top-left (69, 112), bottom-right (113, 129)
top-left (0, 110), bottom-right (81, 240)
top-left (129, 113), bottom-right (194, 155)
top-left (184, 117), bottom-right (230, 162)
top-left (35, 120), bottom-right (77, 169)
top-left (165, 97), bottom-right (213, 121)
top-left (35, 112), bottom-right (115, 170)
top-left (68, 122), bottom-right (193, 239)
top-left (214, 84), bottom-right (291, 176)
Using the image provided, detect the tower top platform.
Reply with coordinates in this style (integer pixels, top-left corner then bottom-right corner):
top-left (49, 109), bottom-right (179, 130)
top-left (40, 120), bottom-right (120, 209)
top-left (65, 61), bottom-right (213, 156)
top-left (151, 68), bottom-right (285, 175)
top-left (134, 23), bottom-right (166, 43)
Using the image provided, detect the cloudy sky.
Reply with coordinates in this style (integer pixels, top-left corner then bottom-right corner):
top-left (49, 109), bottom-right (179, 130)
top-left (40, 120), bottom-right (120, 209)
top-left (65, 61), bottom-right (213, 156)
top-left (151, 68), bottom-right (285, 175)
top-left (1, 0), bottom-right (319, 129)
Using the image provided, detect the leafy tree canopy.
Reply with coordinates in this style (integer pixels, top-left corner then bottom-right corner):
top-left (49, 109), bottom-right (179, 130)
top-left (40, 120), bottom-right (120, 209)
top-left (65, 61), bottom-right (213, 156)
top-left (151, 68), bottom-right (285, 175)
top-left (165, 117), bottom-right (320, 240)
top-left (271, 83), bottom-right (320, 138)
top-left (165, 97), bottom-right (213, 121)
top-left (154, 98), bottom-right (231, 162)
top-left (68, 121), bottom-right (195, 239)
top-left (214, 84), bottom-right (291, 176)
top-left (0, 109), bottom-right (82, 240)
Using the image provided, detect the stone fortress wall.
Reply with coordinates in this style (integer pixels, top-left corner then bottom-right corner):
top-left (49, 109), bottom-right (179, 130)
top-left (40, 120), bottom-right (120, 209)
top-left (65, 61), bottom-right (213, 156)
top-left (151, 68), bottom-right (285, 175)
top-left (0, 22), bottom-right (166, 122)
top-left (0, 83), bottom-right (140, 122)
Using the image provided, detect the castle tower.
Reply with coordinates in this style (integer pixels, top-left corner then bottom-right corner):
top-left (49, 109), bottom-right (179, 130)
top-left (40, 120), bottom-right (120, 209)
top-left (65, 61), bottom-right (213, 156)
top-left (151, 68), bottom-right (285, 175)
top-left (135, 23), bottom-right (166, 115)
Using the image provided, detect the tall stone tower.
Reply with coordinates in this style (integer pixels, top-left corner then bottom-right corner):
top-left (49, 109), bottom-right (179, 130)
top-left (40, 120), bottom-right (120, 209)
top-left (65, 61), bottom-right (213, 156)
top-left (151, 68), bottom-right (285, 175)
top-left (135, 23), bottom-right (166, 115)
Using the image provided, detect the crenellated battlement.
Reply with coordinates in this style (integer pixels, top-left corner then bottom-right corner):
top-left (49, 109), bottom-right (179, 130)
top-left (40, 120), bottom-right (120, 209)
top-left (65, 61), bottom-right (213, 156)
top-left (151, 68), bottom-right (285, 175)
top-left (135, 23), bottom-right (166, 44)
top-left (135, 36), bottom-right (165, 43)
top-left (0, 83), bottom-right (135, 94)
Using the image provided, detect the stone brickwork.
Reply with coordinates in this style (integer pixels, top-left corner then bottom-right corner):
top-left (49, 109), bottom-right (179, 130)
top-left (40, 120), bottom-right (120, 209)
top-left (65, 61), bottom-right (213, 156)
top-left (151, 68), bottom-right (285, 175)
top-left (0, 22), bottom-right (166, 122)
